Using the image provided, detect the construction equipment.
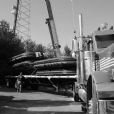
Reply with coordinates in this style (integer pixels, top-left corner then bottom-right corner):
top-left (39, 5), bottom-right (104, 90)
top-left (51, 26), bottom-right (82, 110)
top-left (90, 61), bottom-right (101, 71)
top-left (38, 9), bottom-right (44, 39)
top-left (6, 0), bottom-right (77, 91)
top-left (72, 14), bottom-right (114, 113)
top-left (13, 0), bottom-right (19, 35)
top-left (45, 0), bottom-right (61, 58)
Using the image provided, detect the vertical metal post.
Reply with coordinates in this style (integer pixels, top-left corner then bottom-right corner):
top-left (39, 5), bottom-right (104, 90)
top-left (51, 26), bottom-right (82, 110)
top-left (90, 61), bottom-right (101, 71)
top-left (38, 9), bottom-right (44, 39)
top-left (79, 13), bottom-right (84, 84)
top-left (76, 38), bottom-right (80, 83)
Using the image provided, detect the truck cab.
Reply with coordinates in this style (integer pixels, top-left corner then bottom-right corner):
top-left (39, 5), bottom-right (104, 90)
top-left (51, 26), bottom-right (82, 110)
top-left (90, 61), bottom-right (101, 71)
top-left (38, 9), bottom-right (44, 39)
top-left (72, 25), bottom-right (114, 113)
top-left (88, 28), bottom-right (114, 114)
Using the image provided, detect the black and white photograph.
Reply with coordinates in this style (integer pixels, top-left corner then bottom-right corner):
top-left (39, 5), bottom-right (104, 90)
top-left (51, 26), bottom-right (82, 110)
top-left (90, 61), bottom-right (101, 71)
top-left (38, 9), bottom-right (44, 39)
top-left (0, 0), bottom-right (114, 114)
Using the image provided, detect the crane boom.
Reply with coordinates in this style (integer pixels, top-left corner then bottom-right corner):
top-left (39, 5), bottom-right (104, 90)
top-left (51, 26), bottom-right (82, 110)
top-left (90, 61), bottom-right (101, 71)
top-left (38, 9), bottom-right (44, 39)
top-left (13, 0), bottom-right (20, 35)
top-left (45, 0), bottom-right (61, 58)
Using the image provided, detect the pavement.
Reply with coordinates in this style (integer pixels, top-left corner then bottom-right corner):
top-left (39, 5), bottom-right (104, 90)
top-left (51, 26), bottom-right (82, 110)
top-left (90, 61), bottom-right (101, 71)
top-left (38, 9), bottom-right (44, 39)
top-left (0, 86), bottom-right (84, 114)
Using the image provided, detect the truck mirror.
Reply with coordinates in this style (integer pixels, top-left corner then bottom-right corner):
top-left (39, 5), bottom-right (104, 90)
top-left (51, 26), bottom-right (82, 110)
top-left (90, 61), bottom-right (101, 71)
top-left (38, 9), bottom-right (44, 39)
top-left (72, 38), bottom-right (78, 52)
top-left (72, 38), bottom-right (78, 58)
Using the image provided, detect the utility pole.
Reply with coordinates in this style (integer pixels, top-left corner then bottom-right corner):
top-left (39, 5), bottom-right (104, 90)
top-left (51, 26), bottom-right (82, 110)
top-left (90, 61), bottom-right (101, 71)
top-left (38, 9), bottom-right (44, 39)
top-left (78, 13), bottom-right (84, 84)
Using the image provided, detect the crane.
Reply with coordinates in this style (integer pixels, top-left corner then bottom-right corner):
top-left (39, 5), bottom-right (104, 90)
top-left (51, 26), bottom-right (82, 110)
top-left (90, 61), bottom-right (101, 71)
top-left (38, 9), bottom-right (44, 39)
top-left (45, 0), bottom-right (61, 58)
top-left (13, 0), bottom-right (20, 35)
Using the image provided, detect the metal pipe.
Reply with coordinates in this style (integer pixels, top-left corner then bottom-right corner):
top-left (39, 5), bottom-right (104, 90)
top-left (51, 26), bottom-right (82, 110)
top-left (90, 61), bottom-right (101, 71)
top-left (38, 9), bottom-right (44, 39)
top-left (79, 13), bottom-right (83, 36)
top-left (78, 13), bottom-right (84, 84)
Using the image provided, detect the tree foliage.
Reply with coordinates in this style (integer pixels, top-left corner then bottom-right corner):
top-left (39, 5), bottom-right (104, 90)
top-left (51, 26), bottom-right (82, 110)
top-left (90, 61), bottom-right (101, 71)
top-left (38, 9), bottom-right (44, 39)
top-left (23, 39), bottom-right (55, 58)
top-left (34, 44), bottom-right (46, 53)
top-left (0, 20), bottom-right (25, 77)
top-left (24, 39), bottom-right (47, 53)
top-left (45, 44), bottom-right (55, 58)
top-left (24, 38), bottom-right (36, 52)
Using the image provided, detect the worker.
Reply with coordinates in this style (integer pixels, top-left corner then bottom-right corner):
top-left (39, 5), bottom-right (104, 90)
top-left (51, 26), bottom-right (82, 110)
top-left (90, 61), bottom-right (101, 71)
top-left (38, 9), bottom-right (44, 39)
top-left (15, 72), bottom-right (23, 93)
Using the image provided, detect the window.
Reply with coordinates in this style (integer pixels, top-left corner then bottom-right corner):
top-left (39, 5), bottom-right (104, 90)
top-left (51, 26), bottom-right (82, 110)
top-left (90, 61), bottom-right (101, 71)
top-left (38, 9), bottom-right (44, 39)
top-left (95, 34), bottom-right (114, 49)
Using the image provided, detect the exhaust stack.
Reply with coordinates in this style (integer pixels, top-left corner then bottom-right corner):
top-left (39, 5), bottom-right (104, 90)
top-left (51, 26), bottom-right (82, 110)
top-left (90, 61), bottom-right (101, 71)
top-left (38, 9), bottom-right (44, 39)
top-left (78, 13), bottom-right (84, 84)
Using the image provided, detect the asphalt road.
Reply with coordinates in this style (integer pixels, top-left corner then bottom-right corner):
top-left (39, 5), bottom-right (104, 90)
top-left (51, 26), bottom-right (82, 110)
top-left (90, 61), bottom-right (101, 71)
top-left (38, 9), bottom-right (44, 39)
top-left (0, 87), bottom-right (83, 114)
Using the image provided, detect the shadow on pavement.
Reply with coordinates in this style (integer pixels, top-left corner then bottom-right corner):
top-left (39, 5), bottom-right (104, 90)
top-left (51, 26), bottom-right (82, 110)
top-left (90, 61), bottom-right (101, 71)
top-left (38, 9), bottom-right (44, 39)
top-left (0, 109), bottom-right (83, 114)
top-left (0, 96), bottom-right (14, 114)
top-left (0, 95), bottom-right (14, 105)
top-left (6, 99), bottom-right (77, 107)
top-left (0, 86), bottom-right (73, 97)
top-left (0, 86), bottom-right (84, 114)
top-left (0, 86), bottom-right (16, 92)
top-left (0, 96), bottom-right (83, 114)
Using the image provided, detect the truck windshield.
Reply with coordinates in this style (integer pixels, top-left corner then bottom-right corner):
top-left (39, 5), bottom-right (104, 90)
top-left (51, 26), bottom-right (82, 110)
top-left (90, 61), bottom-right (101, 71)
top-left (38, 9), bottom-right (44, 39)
top-left (95, 34), bottom-right (114, 49)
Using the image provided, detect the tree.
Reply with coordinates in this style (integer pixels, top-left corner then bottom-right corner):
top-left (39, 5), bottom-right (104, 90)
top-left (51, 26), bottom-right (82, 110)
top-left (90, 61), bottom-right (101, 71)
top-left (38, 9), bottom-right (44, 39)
top-left (45, 44), bottom-right (55, 58)
top-left (23, 39), bottom-right (47, 55)
top-left (23, 40), bottom-right (55, 59)
top-left (0, 20), bottom-right (25, 57)
top-left (24, 38), bottom-right (36, 52)
top-left (63, 45), bottom-right (71, 56)
top-left (0, 20), bottom-right (25, 79)
top-left (34, 44), bottom-right (46, 53)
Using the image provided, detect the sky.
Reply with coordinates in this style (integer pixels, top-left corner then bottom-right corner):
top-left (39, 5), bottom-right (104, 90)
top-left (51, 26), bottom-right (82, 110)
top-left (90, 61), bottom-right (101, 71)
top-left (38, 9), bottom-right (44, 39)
top-left (0, 0), bottom-right (114, 51)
